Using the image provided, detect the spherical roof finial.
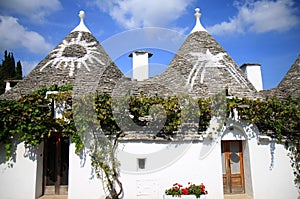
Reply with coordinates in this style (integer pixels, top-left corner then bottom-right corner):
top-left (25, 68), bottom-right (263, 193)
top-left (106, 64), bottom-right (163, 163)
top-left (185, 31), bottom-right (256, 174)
top-left (194, 8), bottom-right (201, 19)
top-left (71, 10), bottom-right (91, 33)
top-left (79, 10), bottom-right (85, 20)
top-left (191, 7), bottom-right (206, 33)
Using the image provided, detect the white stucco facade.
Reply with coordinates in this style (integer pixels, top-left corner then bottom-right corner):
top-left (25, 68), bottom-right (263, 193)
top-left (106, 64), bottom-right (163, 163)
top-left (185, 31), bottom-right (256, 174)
top-left (0, 121), bottom-right (299, 199)
top-left (248, 138), bottom-right (298, 199)
top-left (66, 120), bottom-right (298, 199)
top-left (0, 142), bottom-right (43, 199)
top-left (118, 141), bottom-right (223, 199)
top-left (68, 143), bottom-right (105, 199)
top-left (0, 6), bottom-right (298, 199)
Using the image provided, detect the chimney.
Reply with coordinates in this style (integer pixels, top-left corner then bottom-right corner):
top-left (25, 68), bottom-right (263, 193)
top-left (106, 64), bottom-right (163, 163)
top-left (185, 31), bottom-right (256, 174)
top-left (4, 79), bottom-right (22, 93)
top-left (5, 81), bottom-right (11, 93)
top-left (240, 63), bottom-right (263, 91)
top-left (129, 50), bottom-right (153, 81)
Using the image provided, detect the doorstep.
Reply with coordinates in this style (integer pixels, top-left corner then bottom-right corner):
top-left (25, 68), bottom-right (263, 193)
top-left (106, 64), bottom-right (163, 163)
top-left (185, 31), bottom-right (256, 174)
top-left (39, 195), bottom-right (68, 199)
top-left (224, 194), bottom-right (253, 199)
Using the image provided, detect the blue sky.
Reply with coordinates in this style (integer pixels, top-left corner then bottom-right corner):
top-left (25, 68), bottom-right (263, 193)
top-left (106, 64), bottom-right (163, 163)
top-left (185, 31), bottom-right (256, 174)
top-left (0, 0), bottom-right (299, 90)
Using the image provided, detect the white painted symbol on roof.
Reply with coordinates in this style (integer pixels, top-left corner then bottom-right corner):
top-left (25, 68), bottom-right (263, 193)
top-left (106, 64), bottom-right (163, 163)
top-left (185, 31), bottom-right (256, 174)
top-left (187, 49), bottom-right (249, 90)
top-left (39, 32), bottom-right (104, 76)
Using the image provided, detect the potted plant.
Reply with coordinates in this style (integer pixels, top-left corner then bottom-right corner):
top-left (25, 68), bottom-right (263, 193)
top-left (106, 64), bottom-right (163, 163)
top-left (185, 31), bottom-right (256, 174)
top-left (164, 182), bottom-right (208, 198)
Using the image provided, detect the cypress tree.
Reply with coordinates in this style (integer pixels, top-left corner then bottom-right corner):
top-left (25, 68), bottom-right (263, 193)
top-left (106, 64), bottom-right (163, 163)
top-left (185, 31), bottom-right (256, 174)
top-left (0, 57), bottom-right (3, 94)
top-left (0, 51), bottom-right (15, 79)
top-left (9, 52), bottom-right (16, 78)
top-left (15, 61), bottom-right (23, 80)
top-left (0, 51), bottom-right (23, 94)
top-left (0, 51), bottom-right (10, 94)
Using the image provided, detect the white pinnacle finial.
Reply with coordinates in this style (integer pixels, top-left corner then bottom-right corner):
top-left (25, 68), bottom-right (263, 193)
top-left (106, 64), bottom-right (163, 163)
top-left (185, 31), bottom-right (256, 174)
top-left (191, 8), bottom-right (206, 33)
top-left (79, 10), bottom-right (85, 20)
top-left (71, 10), bottom-right (91, 33)
top-left (195, 8), bottom-right (201, 19)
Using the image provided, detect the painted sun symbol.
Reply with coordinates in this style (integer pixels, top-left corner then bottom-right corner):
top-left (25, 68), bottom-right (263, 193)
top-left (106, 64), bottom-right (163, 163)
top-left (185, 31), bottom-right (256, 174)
top-left (40, 32), bottom-right (104, 76)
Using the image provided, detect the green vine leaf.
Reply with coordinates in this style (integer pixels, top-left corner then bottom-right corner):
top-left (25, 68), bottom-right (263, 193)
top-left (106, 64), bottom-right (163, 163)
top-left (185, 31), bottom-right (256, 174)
top-left (0, 86), bottom-right (299, 189)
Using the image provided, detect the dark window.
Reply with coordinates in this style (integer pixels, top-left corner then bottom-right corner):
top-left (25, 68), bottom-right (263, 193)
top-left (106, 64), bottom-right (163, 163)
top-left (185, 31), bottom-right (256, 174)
top-left (138, 158), bottom-right (146, 169)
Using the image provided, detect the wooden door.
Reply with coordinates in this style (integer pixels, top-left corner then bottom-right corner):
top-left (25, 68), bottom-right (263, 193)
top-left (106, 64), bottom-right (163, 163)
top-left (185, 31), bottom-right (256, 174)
top-left (221, 141), bottom-right (245, 194)
top-left (43, 134), bottom-right (69, 195)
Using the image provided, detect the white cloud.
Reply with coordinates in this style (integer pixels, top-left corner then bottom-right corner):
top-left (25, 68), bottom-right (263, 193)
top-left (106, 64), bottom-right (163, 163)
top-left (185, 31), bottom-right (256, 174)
top-left (0, 0), bottom-right (61, 22)
top-left (92, 0), bottom-right (194, 29)
top-left (0, 16), bottom-right (53, 53)
top-left (207, 0), bottom-right (299, 35)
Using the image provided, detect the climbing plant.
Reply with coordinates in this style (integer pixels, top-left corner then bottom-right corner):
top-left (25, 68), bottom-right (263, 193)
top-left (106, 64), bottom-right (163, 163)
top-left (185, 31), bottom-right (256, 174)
top-left (0, 84), bottom-right (82, 161)
top-left (0, 87), bottom-right (299, 192)
top-left (227, 97), bottom-right (300, 187)
top-left (227, 97), bottom-right (300, 138)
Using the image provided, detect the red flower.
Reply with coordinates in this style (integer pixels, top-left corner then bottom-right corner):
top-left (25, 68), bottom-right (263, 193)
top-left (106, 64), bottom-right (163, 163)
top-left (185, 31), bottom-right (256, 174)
top-left (182, 188), bottom-right (189, 195)
top-left (165, 182), bottom-right (208, 197)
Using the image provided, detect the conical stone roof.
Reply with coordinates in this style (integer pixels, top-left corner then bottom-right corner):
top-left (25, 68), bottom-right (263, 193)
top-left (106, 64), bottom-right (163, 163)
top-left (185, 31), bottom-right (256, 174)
top-left (275, 55), bottom-right (300, 98)
top-left (161, 8), bottom-right (258, 98)
top-left (1, 8), bottom-right (260, 100)
top-left (1, 11), bottom-right (123, 100)
top-left (106, 8), bottom-right (259, 99)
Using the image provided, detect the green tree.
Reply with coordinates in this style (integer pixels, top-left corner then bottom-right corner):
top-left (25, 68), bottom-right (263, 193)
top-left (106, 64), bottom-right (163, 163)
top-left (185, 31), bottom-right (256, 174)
top-left (15, 61), bottom-right (23, 80)
top-left (0, 51), bottom-right (23, 94)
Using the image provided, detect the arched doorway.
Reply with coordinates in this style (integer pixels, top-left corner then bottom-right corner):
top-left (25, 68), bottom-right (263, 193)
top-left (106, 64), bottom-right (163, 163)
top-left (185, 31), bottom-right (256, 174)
top-left (221, 126), bottom-right (246, 194)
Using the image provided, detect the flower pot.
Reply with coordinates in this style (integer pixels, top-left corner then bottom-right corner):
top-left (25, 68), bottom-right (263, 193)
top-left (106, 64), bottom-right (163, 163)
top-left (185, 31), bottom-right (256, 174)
top-left (163, 195), bottom-right (206, 199)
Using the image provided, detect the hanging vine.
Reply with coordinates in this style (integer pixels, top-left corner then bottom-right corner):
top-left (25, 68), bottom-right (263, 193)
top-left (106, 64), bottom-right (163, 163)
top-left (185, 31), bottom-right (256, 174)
top-left (0, 88), bottom-right (299, 191)
top-left (0, 84), bottom-right (82, 161)
top-left (227, 96), bottom-right (300, 187)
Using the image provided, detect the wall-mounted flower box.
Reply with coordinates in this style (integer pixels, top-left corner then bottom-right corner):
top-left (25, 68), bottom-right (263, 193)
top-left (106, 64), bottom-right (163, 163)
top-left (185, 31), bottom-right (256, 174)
top-left (163, 195), bottom-right (206, 199)
top-left (164, 182), bottom-right (208, 199)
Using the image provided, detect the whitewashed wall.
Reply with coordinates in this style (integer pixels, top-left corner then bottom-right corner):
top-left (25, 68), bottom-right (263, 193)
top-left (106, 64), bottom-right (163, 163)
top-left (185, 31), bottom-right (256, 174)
top-left (248, 138), bottom-right (298, 199)
top-left (68, 122), bottom-right (299, 199)
top-left (68, 143), bottom-right (106, 199)
top-left (117, 141), bottom-right (224, 199)
top-left (68, 140), bottom-right (223, 199)
top-left (0, 142), bottom-right (43, 199)
top-left (1, 125), bottom-right (297, 199)
top-left (115, 121), bottom-right (298, 199)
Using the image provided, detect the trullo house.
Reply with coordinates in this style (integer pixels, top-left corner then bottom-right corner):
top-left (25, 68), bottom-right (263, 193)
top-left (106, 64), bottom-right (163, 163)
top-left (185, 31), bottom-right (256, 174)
top-left (0, 7), bottom-right (299, 199)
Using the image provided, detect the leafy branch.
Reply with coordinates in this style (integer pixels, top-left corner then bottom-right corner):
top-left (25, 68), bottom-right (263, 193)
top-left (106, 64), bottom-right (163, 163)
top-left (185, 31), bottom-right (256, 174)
top-left (0, 88), bottom-right (299, 192)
